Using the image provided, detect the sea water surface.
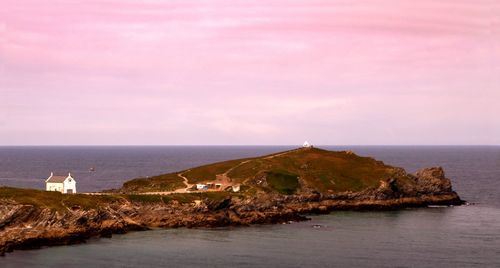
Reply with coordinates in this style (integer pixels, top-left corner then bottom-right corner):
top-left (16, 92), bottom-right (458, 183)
top-left (1, 146), bottom-right (499, 267)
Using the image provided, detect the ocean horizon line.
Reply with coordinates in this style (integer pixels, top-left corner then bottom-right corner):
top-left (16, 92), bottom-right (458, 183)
top-left (0, 144), bottom-right (498, 147)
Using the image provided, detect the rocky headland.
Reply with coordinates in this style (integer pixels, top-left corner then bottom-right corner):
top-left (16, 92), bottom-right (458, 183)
top-left (0, 148), bottom-right (463, 256)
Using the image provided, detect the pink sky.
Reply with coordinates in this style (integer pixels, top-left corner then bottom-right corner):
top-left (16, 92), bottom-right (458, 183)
top-left (1, 0), bottom-right (499, 145)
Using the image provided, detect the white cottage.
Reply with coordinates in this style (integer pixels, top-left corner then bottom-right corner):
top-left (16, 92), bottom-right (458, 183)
top-left (45, 172), bottom-right (77, 194)
top-left (303, 141), bottom-right (312, 148)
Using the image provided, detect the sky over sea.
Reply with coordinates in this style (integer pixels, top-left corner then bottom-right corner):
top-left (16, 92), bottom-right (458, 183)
top-left (1, 0), bottom-right (499, 145)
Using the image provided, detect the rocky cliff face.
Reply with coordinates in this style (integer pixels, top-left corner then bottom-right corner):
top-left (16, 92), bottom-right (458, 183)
top-left (0, 166), bottom-right (462, 256)
top-left (414, 167), bottom-right (453, 194)
top-left (341, 166), bottom-right (456, 200)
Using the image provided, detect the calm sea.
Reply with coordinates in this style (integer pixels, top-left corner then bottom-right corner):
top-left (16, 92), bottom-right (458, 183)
top-left (1, 146), bottom-right (499, 267)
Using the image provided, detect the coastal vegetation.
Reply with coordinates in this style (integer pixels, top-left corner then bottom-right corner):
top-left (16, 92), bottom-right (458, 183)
top-left (0, 187), bottom-right (236, 212)
top-left (122, 173), bottom-right (185, 193)
top-left (265, 171), bottom-right (299, 195)
top-left (0, 187), bottom-right (118, 212)
top-left (120, 147), bottom-right (417, 195)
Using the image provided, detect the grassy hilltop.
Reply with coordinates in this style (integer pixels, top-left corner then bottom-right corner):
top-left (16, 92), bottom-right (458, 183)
top-left (122, 147), bottom-right (416, 195)
top-left (0, 147), bottom-right (417, 212)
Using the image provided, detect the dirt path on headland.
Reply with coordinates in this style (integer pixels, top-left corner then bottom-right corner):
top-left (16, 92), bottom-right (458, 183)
top-left (141, 159), bottom-right (251, 195)
top-left (85, 149), bottom-right (301, 196)
top-left (263, 148), bottom-right (301, 160)
top-left (216, 160), bottom-right (251, 182)
top-left (132, 171), bottom-right (194, 195)
top-left (132, 151), bottom-right (298, 195)
top-left (174, 171), bottom-right (193, 193)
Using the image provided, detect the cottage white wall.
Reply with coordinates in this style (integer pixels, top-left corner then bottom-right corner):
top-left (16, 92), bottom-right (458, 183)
top-left (63, 177), bottom-right (77, 194)
top-left (46, 182), bottom-right (63, 192)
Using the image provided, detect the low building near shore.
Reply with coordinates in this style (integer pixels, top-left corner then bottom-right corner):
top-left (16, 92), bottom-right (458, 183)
top-left (196, 184), bottom-right (208, 190)
top-left (45, 172), bottom-right (77, 194)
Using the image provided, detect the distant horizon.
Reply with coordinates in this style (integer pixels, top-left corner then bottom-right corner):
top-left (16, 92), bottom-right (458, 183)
top-left (1, 144), bottom-right (498, 147)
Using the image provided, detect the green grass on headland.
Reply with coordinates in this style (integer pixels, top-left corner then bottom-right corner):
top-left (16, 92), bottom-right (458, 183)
top-left (122, 173), bottom-right (185, 193)
top-left (0, 187), bottom-right (119, 211)
top-left (0, 187), bottom-right (237, 211)
top-left (119, 147), bottom-right (417, 195)
top-left (266, 171), bottom-right (299, 195)
top-left (182, 159), bottom-right (251, 183)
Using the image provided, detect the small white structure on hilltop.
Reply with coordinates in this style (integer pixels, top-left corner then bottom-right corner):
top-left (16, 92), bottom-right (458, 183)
top-left (303, 141), bottom-right (312, 148)
top-left (45, 172), bottom-right (77, 194)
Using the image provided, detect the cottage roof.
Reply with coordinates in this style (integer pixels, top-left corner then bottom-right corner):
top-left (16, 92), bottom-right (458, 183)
top-left (46, 175), bottom-right (68, 183)
top-left (46, 173), bottom-right (73, 183)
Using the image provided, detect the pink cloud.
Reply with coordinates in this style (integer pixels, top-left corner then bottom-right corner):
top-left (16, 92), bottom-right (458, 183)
top-left (1, 0), bottom-right (499, 145)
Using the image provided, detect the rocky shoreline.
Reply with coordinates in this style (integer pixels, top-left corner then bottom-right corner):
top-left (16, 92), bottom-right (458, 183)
top-left (0, 194), bottom-right (462, 256)
top-left (0, 166), bottom-right (463, 256)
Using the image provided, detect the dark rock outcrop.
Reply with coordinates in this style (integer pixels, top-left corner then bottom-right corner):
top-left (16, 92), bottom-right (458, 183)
top-left (414, 167), bottom-right (453, 194)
